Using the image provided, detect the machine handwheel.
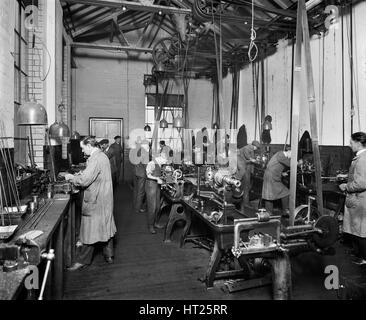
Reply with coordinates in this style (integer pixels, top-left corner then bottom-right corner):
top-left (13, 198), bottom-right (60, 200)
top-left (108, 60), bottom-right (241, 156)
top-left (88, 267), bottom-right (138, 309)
top-left (294, 205), bottom-right (320, 225)
top-left (312, 215), bottom-right (339, 249)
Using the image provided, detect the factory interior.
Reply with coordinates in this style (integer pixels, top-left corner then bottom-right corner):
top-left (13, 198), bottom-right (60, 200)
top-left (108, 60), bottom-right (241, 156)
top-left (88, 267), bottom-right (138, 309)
top-left (1, 0), bottom-right (366, 302)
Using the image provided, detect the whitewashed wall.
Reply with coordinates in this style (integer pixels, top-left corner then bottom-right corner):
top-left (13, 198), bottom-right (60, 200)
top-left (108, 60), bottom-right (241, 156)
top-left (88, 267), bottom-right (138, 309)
top-left (236, 2), bottom-right (366, 146)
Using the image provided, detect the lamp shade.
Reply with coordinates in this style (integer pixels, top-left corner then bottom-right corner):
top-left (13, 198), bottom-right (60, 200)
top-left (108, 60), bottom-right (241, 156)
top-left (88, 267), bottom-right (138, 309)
top-left (173, 116), bottom-right (184, 128)
top-left (144, 124), bottom-right (151, 132)
top-left (17, 99), bottom-right (48, 126)
top-left (49, 121), bottom-right (70, 138)
top-left (160, 118), bottom-right (168, 129)
top-left (70, 131), bottom-right (81, 140)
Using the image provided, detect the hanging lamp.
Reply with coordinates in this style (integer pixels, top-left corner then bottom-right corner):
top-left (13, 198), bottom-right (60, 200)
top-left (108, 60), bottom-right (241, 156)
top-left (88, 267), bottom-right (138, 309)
top-left (17, 30), bottom-right (48, 126)
top-left (49, 103), bottom-right (70, 138)
top-left (160, 118), bottom-right (168, 129)
top-left (144, 124), bottom-right (151, 132)
top-left (70, 131), bottom-right (81, 140)
top-left (17, 98), bottom-right (48, 125)
top-left (173, 115), bottom-right (184, 128)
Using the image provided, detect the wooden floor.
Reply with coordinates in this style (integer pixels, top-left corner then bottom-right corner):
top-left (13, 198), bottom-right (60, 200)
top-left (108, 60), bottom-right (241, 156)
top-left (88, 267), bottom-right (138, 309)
top-left (63, 183), bottom-right (362, 300)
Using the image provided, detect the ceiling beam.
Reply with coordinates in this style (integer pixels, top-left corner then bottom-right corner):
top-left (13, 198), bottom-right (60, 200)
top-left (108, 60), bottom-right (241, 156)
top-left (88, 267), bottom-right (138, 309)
top-left (65, 0), bottom-right (191, 15)
top-left (71, 41), bottom-right (153, 53)
top-left (73, 8), bottom-right (128, 37)
top-left (113, 17), bottom-right (130, 46)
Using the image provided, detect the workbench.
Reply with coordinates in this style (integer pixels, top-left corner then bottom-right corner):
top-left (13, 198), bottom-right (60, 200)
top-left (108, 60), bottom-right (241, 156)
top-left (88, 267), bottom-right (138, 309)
top-left (0, 193), bottom-right (77, 300)
top-left (181, 198), bottom-right (259, 288)
top-left (252, 165), bottom-right (346, 216)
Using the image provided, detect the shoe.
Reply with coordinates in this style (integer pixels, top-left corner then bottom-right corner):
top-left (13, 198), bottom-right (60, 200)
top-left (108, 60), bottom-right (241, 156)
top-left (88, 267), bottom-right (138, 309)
top-left (139, 209), bottom-right (146, 213)
top-left (149, 226), bottom-right (156, 234)
top-left (105, 257), bottom-right (114, 264)
top-left (154, 223), bottom-right (165, 229)
top-left (67, 262), bottom-right (87, 271)
top-left (352, 257), bottom-right (366, 265)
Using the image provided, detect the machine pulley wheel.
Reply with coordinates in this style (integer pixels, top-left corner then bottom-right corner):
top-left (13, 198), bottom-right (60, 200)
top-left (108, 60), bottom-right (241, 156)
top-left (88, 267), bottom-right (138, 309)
top-left (294, 205), bottom-right (320, 225)
top-left (312, 215), bottom-right (339, 249)
top-left (152, 36), bottom-right (184, 72)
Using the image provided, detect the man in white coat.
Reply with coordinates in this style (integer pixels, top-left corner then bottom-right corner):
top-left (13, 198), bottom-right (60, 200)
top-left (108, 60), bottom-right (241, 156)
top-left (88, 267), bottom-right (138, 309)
top-left (66, 136), bottom-right (117, 270)
top-left (340, 132), bottom-right (366, 265)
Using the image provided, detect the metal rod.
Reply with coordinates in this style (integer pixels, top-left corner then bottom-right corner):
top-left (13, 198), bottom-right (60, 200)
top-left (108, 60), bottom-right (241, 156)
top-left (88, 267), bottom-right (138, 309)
top-left (301, 0), bottom-right (324, 216)
top-left (282, 229), bottom-right (321, 238)
top-left (0, 136), bottom-right (20, 210)
top-left (38, 249), bottom-right (55, 300)
top-left (65, 0), bottom-right (192, 15)
top-left (0, 179), bottom-right (4, 226)
top-left (0, 171), bottom-right (12, 225)
top-left (29, 127), bottom-right (36, 168)
top-left (47, 131), bottom-right (57, 182)
top-left (27, 136), bottom-right (35, 168)
top-left (71, 42), bottom-right (153, 53)
top-left (289, 0), bottom-right (303, 226)
top-left (1, 124), bottom-right (21, 208)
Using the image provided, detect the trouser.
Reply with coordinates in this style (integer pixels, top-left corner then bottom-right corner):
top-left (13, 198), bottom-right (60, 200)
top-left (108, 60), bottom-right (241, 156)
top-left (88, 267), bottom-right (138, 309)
top-left (350, 235), bottom-right (366, 259)
top-left (76, 238), bottom-right (114, 265)
top-left (116, 162), bottom-right (121, 183)
top-left (264, 196), bottom-right (289, 215)
top-left (134, 175), bottom-right (146, 213)
top-left (112, 173), bottom-right (118, 191)
top-left (241, 170), bottom-right (252, 207)
top-left (145, 180), bottom-right (160, 227)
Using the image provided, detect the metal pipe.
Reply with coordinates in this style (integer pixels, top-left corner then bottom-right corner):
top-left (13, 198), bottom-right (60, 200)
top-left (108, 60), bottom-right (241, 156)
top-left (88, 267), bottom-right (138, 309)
top-left (29, 127), bottom-right (36, 168)
top-left (1, 131), bottom-right (21, 208)
top-left (71, 42), bottom-right (153, 53)
top-left (47, 131), bottom-right (57, 182)
top-left (0, 135), bottom-right (21, 210)
top-left (282, 229), bottom-right (322, 238)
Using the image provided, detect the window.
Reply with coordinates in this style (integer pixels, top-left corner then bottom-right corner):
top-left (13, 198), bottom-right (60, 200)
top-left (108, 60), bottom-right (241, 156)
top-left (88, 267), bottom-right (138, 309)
top-left (145, 93), bottom-right (184, 152)
top-left (14, 0), bottom-right (29, 165)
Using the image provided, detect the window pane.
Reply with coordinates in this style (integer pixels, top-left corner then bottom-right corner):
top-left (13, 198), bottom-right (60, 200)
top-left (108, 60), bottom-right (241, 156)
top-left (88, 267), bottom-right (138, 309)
top-left (21, 39), bottom-right (28, 72)
top-left (20, 74), bottom-right (28, 103)
top-left (14, 0), bottom-right (20, 32)
top-left (14, 71), bottom-right (20, 103)
top-left (14, 104), bottom-right (29, 165)
top-left (14, 34), bottom-right (20, 67)
top-left (21, 5), bottom-right (26, 39)
top-left (146, 109), bottom-right (155, 123)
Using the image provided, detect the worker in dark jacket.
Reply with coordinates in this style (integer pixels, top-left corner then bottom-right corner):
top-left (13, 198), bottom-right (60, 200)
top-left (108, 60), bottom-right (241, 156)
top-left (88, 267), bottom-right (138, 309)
top-left (236, 140), bottom-right (261, 209)
top-left (262, 147), bottom-right (302, 216)
top-left (109, 136), bottom-right (123, 184)
top-left (134, 143), bottom-right (149, 214)
top-left (99, 139), bottom-right (117, 189)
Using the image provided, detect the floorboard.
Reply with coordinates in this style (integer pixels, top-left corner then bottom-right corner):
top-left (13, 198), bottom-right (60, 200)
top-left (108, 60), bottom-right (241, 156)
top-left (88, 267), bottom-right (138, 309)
top-left (63, 183), bottom-right (365, 300)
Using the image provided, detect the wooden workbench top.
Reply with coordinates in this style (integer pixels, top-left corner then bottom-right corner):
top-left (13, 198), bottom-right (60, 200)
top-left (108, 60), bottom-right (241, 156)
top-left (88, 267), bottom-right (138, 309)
top-left (0, 194), bottom-right (71, 300)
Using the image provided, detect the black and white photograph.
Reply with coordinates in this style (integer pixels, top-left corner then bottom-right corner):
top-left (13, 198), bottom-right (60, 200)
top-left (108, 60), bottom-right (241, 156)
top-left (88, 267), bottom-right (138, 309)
top-left (0, 0), bottom-right (366, 307)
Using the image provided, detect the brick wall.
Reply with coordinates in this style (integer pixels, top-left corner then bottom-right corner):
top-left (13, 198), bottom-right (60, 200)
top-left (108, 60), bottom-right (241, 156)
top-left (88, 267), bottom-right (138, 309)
top-left (74, 52), bottom-right (216, 181)
top-left (24, 0), bottom-right (67, 169)
top-left (26, 0), bottom-right (46, 168)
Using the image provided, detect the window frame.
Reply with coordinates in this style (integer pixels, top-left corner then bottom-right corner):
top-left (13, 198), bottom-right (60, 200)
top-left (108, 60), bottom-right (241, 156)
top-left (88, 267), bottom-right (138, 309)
top-left (145, 93), bottom-right (184, 151)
